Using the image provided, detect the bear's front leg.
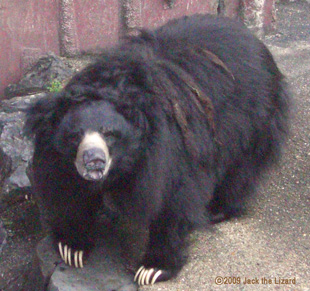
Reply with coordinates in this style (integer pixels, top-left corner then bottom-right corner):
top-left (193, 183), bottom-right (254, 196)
top-left (42, 186), bottom-right (103, 269)
top-left (51, 210), bottom-right (98, 268)
top-left (134, 210), bottom-right (190, 286)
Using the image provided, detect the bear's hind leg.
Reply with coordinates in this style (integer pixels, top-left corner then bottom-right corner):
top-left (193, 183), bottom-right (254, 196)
top-left (208, 160), bottom-right (258, 223)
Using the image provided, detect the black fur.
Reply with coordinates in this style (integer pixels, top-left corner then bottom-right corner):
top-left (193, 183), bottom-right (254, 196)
top-left (25, 14), bottom-right (289, 282)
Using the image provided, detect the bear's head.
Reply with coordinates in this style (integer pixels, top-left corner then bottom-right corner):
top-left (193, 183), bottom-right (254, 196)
top-left (25, 55), bottom-right (158, 184)
top-left (53, 100), bottom-right (146, 182)
top-left (25, 93), bottom-right (149, 184)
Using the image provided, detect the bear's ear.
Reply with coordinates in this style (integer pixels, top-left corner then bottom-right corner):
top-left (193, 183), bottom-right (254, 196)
top-left (24, 93), bottom-right (69, 138)
top-left (127, 63), bottom-right (151, 89)
top-left (116, 104), bottom-right (150, 134)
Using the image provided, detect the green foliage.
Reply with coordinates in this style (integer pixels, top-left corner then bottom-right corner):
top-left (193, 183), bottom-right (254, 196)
top-left (47, 79), bottom-right (63, 92)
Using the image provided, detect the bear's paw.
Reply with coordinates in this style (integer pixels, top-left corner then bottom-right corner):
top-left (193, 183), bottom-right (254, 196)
top-left (134, 265), bottom-right (172, 286)
top-left (58, 242), bottom-right (84, 268)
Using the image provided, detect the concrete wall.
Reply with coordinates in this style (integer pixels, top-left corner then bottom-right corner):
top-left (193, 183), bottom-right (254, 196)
top-left (0, 0), bottom-right (276, 98)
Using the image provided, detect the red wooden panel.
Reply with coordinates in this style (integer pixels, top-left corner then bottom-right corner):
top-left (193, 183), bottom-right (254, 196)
top-left (0, 0), bottom-right (276, 98)
top-left (263, 0), bottom-right (276, 33)
top-left (242, 0), bottom-right (275, 33)
top-left (0, 0), bottom-right (59, 97)
top-left (0, 28), bottom-right (16, 96)
top-left (74, 0), bottom-right (120, 50)
top-left (141, 0), bottom-right (218, 29)
top-left (222, 0), bottom-right (241, 18)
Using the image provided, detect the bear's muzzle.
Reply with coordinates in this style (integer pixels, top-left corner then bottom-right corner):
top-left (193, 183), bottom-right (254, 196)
top-left (75, 132), bottom-right (112, 181)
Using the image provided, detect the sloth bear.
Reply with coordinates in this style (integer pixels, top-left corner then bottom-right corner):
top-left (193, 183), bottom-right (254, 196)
top-left (25, 14), bottom-right (289, 286)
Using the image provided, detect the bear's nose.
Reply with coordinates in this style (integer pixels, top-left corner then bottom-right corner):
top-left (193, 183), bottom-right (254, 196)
top-left (83, 148), bottom-right (106, 170)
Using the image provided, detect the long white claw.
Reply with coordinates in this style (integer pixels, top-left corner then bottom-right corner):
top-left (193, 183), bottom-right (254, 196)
top-left (64, 245), bottom-right (68, 264)
top-left (68, 247), bottom-right (72, 266)
top-left (145, 268), bottom-right (154, 285)
top-left (58, 242), bottom-right (64, 260)
top-left (74, 251), bottom-right (78, 268)
top-left (134, 266), bottom-right (144, 282)
top-left (79, 250), bottom-right (84, 268)
top-left (141, 268), bottom-right (152, 286)
top-left (134, 266), bottom-right (162, 286)
top-left (151, 270), bottom-right (162, 285)
top-left (57, 242), bottom-right (84, 268)
top-left (138, 268), bottom-right (147, 286)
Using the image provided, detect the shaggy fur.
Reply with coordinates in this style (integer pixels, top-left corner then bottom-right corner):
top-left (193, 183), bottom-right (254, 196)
top-left (25, 14), bottom-right (289, 283)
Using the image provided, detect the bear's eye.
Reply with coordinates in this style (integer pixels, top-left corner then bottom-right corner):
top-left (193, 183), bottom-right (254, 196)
top-left (105, 130), bottom-right (122, 139)
top-left (65, 129), bottom-right (83, 143)
top-left (100, 127), bottom-right (122, 139)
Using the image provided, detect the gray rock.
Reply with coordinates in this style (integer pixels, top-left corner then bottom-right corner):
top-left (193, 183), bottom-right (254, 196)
top-left (0, 116), bottom-right (31, 193)
top-left (0, 93), bottom-right (46, 113)
top-left (0, 147), bottom-right (12, 191)
top-left (0, 94), bottom-right (43, 195)
top-left (4, 52), bottom-right (73, 98)
top-left (26, 236), bottom-right (138, 291)
top-left (0, 220), bottom-right (7, 254)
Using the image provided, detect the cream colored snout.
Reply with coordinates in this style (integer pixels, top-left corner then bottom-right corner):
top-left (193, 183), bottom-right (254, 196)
top-left (74, 132), bottom-right (112, 181)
